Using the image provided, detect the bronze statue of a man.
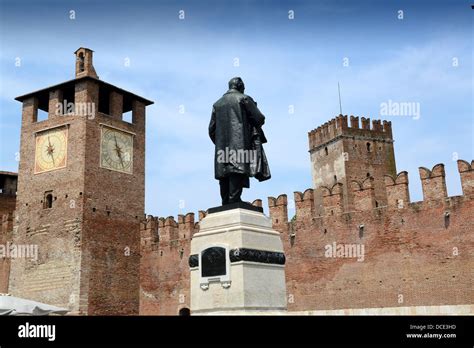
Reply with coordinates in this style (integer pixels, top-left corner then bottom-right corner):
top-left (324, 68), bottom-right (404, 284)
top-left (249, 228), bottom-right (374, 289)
top-left (209, 77), bottom-right (271, 206)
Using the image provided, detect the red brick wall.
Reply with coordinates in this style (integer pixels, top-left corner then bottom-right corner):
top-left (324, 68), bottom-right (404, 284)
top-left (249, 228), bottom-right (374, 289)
top-left (140, 161), bottom-right (474, 314)
top-left (139, 215), bottom-right (195, 315)
top-left (79, 105), bottom-right (145, 315)
top-left (0, 213), bottom-right (14, 293)
top-left (275, 161), bottom-right (473, 311)
top-left (0, 196), bottom-right (16, 221)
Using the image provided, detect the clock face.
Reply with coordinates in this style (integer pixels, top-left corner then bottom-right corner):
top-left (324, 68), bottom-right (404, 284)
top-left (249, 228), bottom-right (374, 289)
top-left (34, 127), bottom-right (68, 174)
top-left (100, 126), bottom-right (133, 174)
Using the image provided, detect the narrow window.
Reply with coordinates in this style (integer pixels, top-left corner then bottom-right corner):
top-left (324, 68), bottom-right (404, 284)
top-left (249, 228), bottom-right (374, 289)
top-left (62, 85), bottom-right (76, 115)
top-left (98, 85), bottom-right (110, 115)
top-left (78, 52), bottom-right (85, 72)
top-left (324, 147), bottom-right (328, 156)
top-left (366, 142), bottom-right (371, 152)
top-left (43, 191), bottom-right (53, 209)
top-left (123, 110), bottom-right (132, 123)
top-left (359, 225), bottom-right (364, 238)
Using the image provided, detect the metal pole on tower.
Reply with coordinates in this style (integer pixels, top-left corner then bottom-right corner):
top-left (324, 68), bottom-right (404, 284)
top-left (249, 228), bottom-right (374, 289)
top-left (338, 82), bottom-right (343, 115)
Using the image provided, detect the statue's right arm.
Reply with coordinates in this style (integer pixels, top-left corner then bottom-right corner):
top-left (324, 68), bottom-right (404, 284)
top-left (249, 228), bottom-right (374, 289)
top-left (243, 97), bottom-right (265, 127)
top-left (209, 107), bottom-right (216, 144)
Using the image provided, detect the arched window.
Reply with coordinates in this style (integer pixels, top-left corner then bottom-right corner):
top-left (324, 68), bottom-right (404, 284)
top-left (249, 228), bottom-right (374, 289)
top-left (179, 307), bottom-right (190, 316)
top-left (43, 192), bottom-right (53, 209)
top-left (366, 142), bottom-right (371, 152)
top-left (78, 52), bottom-right (85, 72)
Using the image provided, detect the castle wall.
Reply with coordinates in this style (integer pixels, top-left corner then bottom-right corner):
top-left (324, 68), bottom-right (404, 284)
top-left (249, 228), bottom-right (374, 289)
top-left (0, 173), bottom-right (17, 293)
top-left (139, 160), bottom-right (474, 315)
top-left (0, 173), bottom-right (17, 217)
top-left (0, 214), bottom-right (14, 293)
top-left (139, 214), bottom-right (196, 315)
top-left (274, 161), bottom-right (473, 311)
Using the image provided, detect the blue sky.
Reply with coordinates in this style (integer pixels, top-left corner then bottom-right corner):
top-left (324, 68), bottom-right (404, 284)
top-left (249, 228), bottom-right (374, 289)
top-left (0, 0), bottom-right (472, 217)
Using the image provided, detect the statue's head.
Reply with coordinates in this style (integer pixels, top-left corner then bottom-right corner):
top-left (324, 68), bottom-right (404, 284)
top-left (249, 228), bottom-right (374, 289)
top-left (228, 77), bottom-right (245, 93)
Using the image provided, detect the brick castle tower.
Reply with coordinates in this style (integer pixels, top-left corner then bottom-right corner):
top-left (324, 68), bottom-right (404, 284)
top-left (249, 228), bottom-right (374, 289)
top-left (308, 115), bottom-right (397, 212)
top-left (8, 48), bottom-right (153, 314)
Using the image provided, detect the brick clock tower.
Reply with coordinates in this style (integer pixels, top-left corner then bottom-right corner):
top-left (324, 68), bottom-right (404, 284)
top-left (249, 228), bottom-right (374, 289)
top-left (9, 48), bottom-right (153, 314)
top-left (308, 115), bottom-right (397, 211)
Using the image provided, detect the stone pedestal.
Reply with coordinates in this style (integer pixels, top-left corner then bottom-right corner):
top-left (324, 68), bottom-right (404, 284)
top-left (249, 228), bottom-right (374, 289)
top-left (190, 207), bottom-right (287, 315)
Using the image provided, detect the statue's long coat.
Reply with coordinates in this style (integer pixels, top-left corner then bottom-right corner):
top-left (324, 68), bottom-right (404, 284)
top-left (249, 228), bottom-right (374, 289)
top-left (209, 89), bottom-right (270, 184)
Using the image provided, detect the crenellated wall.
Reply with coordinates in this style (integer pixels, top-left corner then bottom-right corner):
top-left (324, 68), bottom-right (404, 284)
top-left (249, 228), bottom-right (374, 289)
top-left (419, 164), bottom-right (448, 201)
top-left (308, 115), bottom-right (393, 151)
top-left (457, 160), bottom-right (474, 196)
top-left (309, 114), bottom-right (397, 213)
top-left (139, 213), bottom-right (200, 315)
top-left (384, 171), bottom-right (410, 208)
top-left (139, 159), bottom-right (474, 314)
top-left (268, 195), bottom-right (289, 227)
top-left (270, 160), bottom-right (473, 311)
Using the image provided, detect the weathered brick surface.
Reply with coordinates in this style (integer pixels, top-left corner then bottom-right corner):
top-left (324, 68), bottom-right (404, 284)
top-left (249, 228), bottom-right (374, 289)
top-left (139, 164), bottom-right (473, 314)
top-left (278, 189), bottom-right (473, 311)
top-left (419, 164), bottom-right (447, 201)
top-left (0, 169), bottom-right (19, 293)
top-left (457, 160), bottom-right (474, 196)
top-left (268, 194), bottom-right (288, 227)
top-left (279, 161), bottom-right (472, 311)
top-left (385, 171), bottom-right (409, 208)
top-left (139, 215), bottom-right (194, 315)
top-left (0, 213), bottom-right (14, 293)
top-left (9, 110), bottom-right (87, 311)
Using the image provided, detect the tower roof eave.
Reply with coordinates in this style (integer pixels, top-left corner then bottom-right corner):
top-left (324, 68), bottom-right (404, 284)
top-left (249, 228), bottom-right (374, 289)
top-left (15, 76), bottom-right (154, 112)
